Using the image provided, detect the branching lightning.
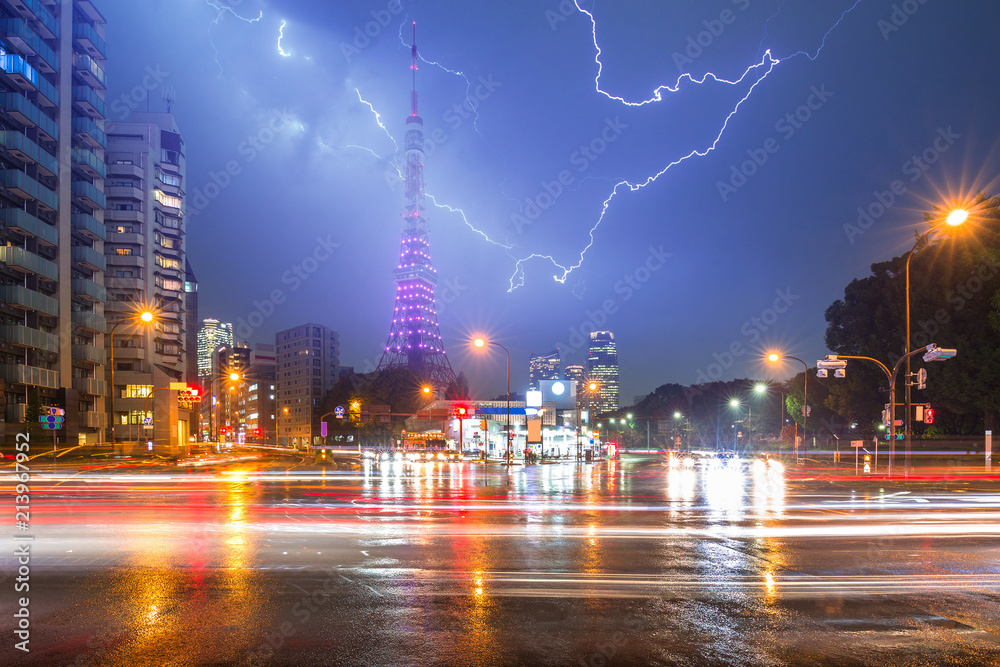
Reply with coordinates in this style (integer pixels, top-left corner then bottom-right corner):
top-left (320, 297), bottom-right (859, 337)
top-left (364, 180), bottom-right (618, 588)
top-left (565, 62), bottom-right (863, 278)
top-left (204, 0), bottom-right (263, 78)
top-left (344, 2), bottom-right (863, 292)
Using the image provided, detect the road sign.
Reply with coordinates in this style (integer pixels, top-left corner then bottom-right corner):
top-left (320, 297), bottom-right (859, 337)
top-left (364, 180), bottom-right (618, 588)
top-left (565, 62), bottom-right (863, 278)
top-left (321, 421), bottom-right (328, 437)
top-left (334, 405), bottom-right (345, 419)
top-left (851, 440), bottom-right (864, 448)
top-left (893, 419), bottom-right (903, 426)
top-left (39, 415), bottom-right (64, 429)
top-left (46, 407), bottom-right (65, 416)
top-left (143, 418), bottom-right (153, 426)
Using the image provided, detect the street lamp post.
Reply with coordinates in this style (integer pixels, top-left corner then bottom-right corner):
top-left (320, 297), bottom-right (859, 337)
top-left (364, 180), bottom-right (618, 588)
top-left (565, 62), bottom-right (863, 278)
top-left (904, 207), bottom-right (967, 472)
top-left (576, 381), bottom-right (597, 461)
top-left (768, 353), bottom-right (808, 464)
top-left (107, 310), bottom-right (154, 446)
top-left (473, 337), bottom-right (511, 466)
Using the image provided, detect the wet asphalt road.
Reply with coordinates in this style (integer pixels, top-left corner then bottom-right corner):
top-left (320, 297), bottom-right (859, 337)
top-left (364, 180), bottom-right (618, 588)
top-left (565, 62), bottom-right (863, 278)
top-left (3, 454), bottom-right (1000, 666)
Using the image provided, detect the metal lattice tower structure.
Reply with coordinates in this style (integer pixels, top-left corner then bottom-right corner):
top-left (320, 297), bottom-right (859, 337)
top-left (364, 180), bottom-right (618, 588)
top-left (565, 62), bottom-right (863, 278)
top-left (377, 24), bottom-right (456, 386)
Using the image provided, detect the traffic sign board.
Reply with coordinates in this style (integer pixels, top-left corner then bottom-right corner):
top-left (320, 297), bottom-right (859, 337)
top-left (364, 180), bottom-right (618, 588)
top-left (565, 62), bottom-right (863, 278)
top-left (335, 405), bottom-right (345, 419)
top-left (142, 417), bottom-right (153, 426)
top-left (851, 440), bottom-right (864, 448)
top-left (893, 420), bottom-right (903, 426)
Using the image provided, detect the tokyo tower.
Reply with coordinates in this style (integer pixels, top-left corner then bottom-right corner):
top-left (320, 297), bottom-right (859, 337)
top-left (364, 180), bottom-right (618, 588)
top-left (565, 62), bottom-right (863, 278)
top-left (376, 23), bottom-right (456, 386)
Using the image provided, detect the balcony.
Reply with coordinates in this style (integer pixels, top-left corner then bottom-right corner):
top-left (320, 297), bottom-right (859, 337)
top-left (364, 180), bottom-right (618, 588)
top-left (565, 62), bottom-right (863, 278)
top-left (111, 345), bottom-right (145, 361)
top-left (72, 147), bottom-right (105, 178)
top-left (12, 0), bottom-right (59, 39)
top-left (0, 245), bottom-right (57, 280)
top-left (1, 169), bottom-right (58, 211)
top-left (0, 324), bottom-right (59, 352)
top-left (74, 55), bottom-right (105, 89)
top-left (0, 207), bottom-right (57, 246)
top-left (80, 411), bottom-right (105, 429)
top-left (0, 130), bottom-right (58, 177)
top-left (105, 276), bottom-right (144, 292)
top-left (72, 116), bottom-right (105, 148)
top-left (75, 1), bottom-right (106, 26)
top-left (6, 403), bottom-right (26, 423)
top-left (0, 52), bottom-right (36, 90)
top-left (0, 284), bottom-right (58, 316)
top-left (72, 179), bottom-right (106, 210)
top-left (0, 363), bottom-right (59, 389)
top-left (73, 376), bottom-right (107, 396)
top-left (110, 232), bottom-right (144, 246)
top-left (73, 344), bottom-right (106, 365)
top-left (71, 244), bottom-right (105, 272)
top-left (72, 22), bottom-right (106, 59)
top-left (106, 253), bottom-right (143, 269)
top-left (105, 184), bottom-right (144, 202)
top-left (0, 93), bottom-right (58, 141)
top-left (72, 85), bottom-right (106, 119)
top-left (105, 209), bottom-right (144, 224)
top-left (72, 309), bottom-right (106, 333)
top-left (72, 277), bottom-right (106, 302)
top-left (0, 19), bottom-right (59, 74)
top-left (107, 162), bottom-right (142, 178)
top-left (72, 212), bottom-right (105, 241)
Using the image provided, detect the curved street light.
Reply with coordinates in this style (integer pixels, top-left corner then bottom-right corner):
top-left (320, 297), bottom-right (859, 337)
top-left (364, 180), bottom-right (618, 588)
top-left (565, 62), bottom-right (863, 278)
top-left (903, 206), bottom-right (969, 471)
top-left (107, 309), bottom-right (156, 445)
top-left (768, 352), bottom-right (808, 463)
top-left (473, 336), bottom-right (511, 466)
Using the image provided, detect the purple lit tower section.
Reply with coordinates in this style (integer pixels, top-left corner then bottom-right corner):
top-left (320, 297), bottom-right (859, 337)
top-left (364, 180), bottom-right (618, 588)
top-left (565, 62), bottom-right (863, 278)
top-left (377, 24), bottom-right (457, 386)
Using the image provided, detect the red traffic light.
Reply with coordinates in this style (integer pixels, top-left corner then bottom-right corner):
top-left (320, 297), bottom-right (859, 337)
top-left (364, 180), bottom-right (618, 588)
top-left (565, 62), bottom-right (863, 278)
top-left (925, 408), bottom-right (934, 424)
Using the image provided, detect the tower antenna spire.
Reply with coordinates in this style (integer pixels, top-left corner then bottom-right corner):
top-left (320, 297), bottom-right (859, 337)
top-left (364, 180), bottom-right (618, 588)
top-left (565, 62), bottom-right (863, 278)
top-left (410, 22), bottom-right (418, 116)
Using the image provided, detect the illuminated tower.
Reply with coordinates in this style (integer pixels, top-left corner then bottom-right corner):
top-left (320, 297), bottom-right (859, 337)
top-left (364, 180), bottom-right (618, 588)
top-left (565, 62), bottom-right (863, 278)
top-left (377, 24), bottom-right (456, 386)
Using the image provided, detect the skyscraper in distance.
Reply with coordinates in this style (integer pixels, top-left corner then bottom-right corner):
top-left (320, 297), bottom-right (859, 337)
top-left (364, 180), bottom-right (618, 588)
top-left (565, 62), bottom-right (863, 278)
top-left (587, 332), bottom-right (619, 414)
top-left (376, 23), bottom-right (455, 386)
top-left (528, 350), bottom-right (560, 390)
top-left (197, 318), bottom-right (233, 378)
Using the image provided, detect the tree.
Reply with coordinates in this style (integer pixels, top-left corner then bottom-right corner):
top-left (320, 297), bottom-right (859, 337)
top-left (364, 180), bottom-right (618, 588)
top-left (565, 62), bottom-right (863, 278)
top-left (825, 193), bottom-right (1000, 433)
top-left (444, 372), bottom-right (470, 401)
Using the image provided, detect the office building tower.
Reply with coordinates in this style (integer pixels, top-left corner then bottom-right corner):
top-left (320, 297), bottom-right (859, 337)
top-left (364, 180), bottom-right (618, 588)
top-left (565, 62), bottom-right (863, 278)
top-left (563, 365), bottom-right (585, 385)
top-left (586, 331), bottom-right (619, 414)
top-left (528, 350), bottom-right (560, 390)
top-left (0, 1), bottom-right (108, 443)
top-left (275, 323), bottom-right (340, 449)
top-left (239, 343), bottom-right (275, 443)
top-left (196, 318), bottom-right (232, 379)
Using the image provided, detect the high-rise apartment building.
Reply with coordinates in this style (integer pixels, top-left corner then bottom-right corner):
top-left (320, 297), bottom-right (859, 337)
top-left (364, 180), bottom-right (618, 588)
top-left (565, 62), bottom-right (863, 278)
top-left (104, 112), bottom-right (192, 451)
top-left (528, 350), bottom-right (560, 390)
top-left (183, 260), bottom-right (197, 382)
top-left (586, 331), bottom-right (619, 415)
top-left (275, 323), bottom-right (340, 449)
top-left (0, 1), bottom-right (108, 443)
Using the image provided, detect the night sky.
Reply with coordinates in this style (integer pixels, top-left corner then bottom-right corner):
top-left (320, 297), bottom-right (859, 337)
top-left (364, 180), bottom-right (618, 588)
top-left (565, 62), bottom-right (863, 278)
top-left (101, 0), bottom-right (1000, 402)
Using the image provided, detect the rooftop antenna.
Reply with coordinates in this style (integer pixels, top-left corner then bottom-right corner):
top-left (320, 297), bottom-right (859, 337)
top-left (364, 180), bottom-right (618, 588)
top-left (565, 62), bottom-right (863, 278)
top-left (162, 86), bottom-right (175, 114)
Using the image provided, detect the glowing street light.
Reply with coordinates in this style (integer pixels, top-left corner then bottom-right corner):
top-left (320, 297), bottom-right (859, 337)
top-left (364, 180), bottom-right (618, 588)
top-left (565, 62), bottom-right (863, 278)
top-left (107, 309), bottom-right (156, 445)
top-left (903, 205), bottom-right (970, 471)
top-left (768, 351), bottom-right (808, 463)
top-left (472, 335), bottom-right (511, 465)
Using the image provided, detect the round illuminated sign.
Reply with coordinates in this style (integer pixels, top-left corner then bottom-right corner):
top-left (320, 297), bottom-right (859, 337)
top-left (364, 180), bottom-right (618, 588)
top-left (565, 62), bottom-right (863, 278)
top-left (551, 381), bottom-right (566, 396)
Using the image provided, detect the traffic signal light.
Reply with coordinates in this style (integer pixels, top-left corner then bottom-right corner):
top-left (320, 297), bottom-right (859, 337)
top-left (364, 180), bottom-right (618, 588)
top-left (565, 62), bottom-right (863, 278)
top-left (925, 407), bottom-right (934, 424)
top-left (916, 368), bottom-right (927, 390)
top-left (480, 419), bottom-right (488, 430)
top-left (456, 406), bottom-right (467, 417)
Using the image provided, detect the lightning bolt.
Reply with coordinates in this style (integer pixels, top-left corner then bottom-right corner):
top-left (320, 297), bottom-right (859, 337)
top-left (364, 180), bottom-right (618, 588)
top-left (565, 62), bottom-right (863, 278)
top-left (354, 89), bottom-right (399, 152)
top-left (204, 0), bottom-right (264, 78)
top-left (347, 1), bottom-right (864, 292)
top-left (277, 20), bottom-right (291, 57)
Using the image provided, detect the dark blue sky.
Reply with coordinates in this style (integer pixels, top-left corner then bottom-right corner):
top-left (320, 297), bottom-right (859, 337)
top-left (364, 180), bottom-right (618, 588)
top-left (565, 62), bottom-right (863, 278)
top-left (102, 0), bottom-right (1000, 402)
